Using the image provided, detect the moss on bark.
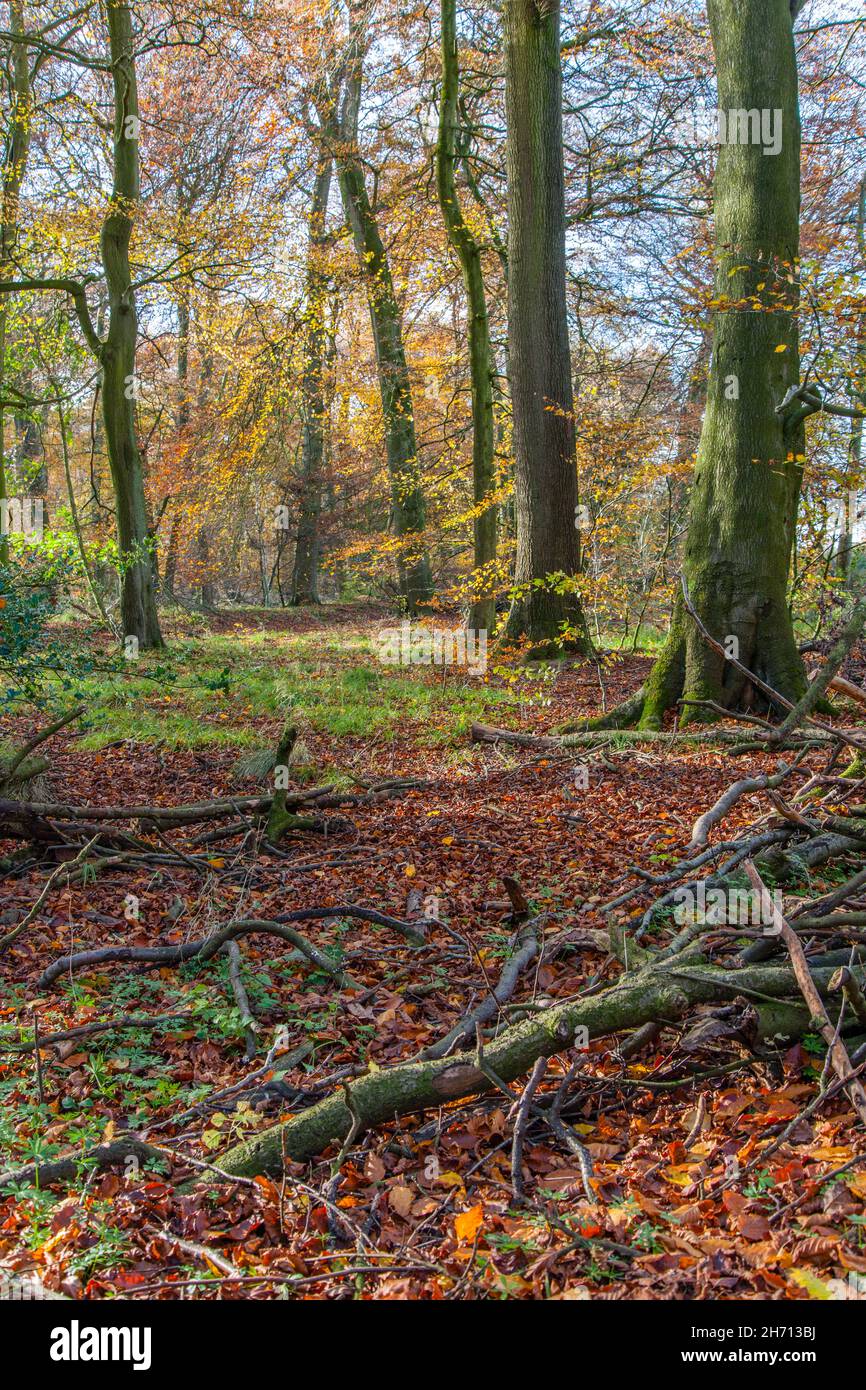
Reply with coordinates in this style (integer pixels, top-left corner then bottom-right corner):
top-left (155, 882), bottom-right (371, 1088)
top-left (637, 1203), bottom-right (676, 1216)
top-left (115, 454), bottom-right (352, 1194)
top-left (627, 1), bottom-right (809, 729)
top-left (214, 957), bottom-right (841, 1176)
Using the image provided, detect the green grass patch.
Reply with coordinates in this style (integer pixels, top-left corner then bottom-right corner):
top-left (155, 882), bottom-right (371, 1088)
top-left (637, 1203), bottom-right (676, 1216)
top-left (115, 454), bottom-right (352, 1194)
top-left (27, 623), bottom-right (526, 750)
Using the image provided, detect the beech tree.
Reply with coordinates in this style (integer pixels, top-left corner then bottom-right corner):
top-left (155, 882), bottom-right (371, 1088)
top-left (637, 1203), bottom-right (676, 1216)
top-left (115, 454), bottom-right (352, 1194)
top-left (334, 3), bottom-right (433, 614)
top-left (500, 0), bottom-right (590, 652)
top-left (633, 0), bottom-right (808, 726)
top-left (435, 0), bottom-right (497, 633)
top-left (0, 0), bottom-right (30, 564)
top-left (290, 136), bottom-right (332, 606)
top-left (0, 0), bottom-right (163, 647)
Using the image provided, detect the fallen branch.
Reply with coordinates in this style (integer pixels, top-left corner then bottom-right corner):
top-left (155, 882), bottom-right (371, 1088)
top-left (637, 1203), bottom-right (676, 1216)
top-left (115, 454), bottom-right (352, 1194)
top-left (0, 1137), bottom-right (164, 1190)
top-left (0, 706), bottom-right (85, 791)
top-left (0, 779), bottom-right (415, 845)
top-left (816, 673), bottom-right (866, 711)
top-left (790, 864), bottom-right (866, 920)
top-left (689, 768), bottom-right (793, 848)
top-left (0, 1010), bottom-right (197, 1053)
top-left (0, 835), bottom-right (100, 952)
top-left (511, 1057), bottom-right (547, 1202)
top-left (470, 721), bottom-right (753, 750)
top-left (37, 907), bottom-right (423, 990)
top-left (211, 956), bottom-right (848, 1178)
top-left (776, 592), bottom-right (866, 740)
top-left (223, 941), bottom-right (260, 1060)
top-left (420, 877), bottom-right (539, 1060)
top-left (0, 792), bottom-right (271, 827)
top-left (745, 861), bottom-right (866, 1129)
top-left (829, 967), bottom-right (866, 1029)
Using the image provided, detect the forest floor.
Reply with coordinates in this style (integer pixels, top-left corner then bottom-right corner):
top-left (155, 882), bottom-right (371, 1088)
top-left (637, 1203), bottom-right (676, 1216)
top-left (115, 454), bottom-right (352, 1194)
top-left (1, 605), bottom-right (865, 1301)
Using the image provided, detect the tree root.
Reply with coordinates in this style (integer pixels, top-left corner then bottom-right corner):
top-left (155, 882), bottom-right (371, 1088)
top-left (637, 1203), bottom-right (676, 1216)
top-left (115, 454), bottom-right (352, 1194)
top-left (555, 686), bottom-right (646, 734)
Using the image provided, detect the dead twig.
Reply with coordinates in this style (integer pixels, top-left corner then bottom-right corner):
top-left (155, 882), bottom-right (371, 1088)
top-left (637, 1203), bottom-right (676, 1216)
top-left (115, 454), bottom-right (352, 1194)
top-left (745, 861), bottom-right (866, 1129)
top-left (222, 940), bottom-right (259, 1060)
top-left (510, 1056), bottom-right (547, 1202)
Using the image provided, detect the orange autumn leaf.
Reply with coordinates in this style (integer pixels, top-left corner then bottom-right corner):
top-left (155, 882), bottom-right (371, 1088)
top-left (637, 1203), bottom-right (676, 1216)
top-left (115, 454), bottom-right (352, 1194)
top-left (454, 1204), bottom-right (484, 1244)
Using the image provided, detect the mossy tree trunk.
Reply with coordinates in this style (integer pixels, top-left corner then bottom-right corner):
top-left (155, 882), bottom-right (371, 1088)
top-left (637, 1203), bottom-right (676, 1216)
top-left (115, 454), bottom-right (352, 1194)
top-left (0, 0), bottom-right (32, 566)
top-left (336, 9), bottom-right (433, 615)
top-left (290, 147), bottom-right (332, 606)
top-left (835, 177), bottom-right (865, 585)
top-left (100, 0), bottom-right (163, 649)
top-left (639, 0), bottom-right (807, 728)
top-left (500, 0), bottom-right (590, 653)
top-left (436, 0), bottom-right (497, 634)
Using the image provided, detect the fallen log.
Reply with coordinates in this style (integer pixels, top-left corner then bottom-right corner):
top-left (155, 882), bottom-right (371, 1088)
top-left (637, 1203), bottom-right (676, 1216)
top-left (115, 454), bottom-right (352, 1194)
top-left (0, 779), bottom-right (421, 845)
top-left (212, 957), bottom-right (851, 1178)
top-left (817, 673), bottom-right (866, 710)
top-left (0, 793), bottom-right (269, 829)
top-left (470, 722), bottom-right (754, 750)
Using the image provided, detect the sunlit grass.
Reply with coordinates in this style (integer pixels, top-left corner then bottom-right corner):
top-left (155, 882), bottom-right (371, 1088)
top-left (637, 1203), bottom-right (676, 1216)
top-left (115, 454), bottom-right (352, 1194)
top-left (29, 621), bottom-right (525, 750)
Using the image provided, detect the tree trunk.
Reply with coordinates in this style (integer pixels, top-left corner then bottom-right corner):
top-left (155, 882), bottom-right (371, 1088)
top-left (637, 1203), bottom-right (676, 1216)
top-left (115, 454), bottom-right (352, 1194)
top-left (14, 399), bottom-right (45, 495)
top-left (500, 0), bottom-right (590, 654)
top-left (160, 289), bottom-right (190, 601)
top-left (335, 8), bottom-right (433, 615)
top-left (0, 0), bottom-right (32, 565)
top-left (101, 0), bottom-right (163, 648)
top-left (436, 0), bottom-right (497, 634)
top-left (639, 0), bottom-right (806, 727)
top-left (290, 150), bottom-right (332, 606)
top-left (835, 177), bottom-right (865, 585)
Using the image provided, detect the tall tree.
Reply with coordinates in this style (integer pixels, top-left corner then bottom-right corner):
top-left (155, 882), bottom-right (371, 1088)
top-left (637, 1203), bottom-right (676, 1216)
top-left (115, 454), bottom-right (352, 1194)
top-left (0, 0), bottom-right (32, 564)
top-left (436, 0), bottom-right (497, 633)
top-left (835, 175), bottom-right (865, 585)
top-left (99, 0), bottom-right (162, 647)
top-left (0, 1), bottom-right (163, 646)
top-left (634, 0), bottom-right (808, 727)
top-left (291, 138), bottom-right (332, 606)
top-left (500, 0), bottom-right (590, 652)
top-left (335, 4), bottom-right (433, 615)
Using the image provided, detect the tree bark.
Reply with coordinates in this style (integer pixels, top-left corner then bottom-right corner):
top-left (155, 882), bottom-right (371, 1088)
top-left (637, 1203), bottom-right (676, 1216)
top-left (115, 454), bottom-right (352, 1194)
top-left (0, 0), bottom-right (32, 564)
top-left (500, 0), bottom-right (590, 653)
top-left (160, 278), bottom-right (192, 601)
top-left (835, 177), bottom-right (865, 585)
top-left (214, 955), bottom-right (845, 1176)
top-left (290, 148), bottom-right (332, 606)
top-left (100, 0), bottom-right (163, 648)
top-left (639, 0), bottom-right (806, 727)
top-left (436, 0), bottom-right (497, 633)
top-left (335, 8), bottom-right (433, 614)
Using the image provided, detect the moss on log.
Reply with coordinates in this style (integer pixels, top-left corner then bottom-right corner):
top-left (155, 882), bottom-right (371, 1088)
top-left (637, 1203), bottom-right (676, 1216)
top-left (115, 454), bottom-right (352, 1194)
top-left (214, 958), bottom-right (844, 1178)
